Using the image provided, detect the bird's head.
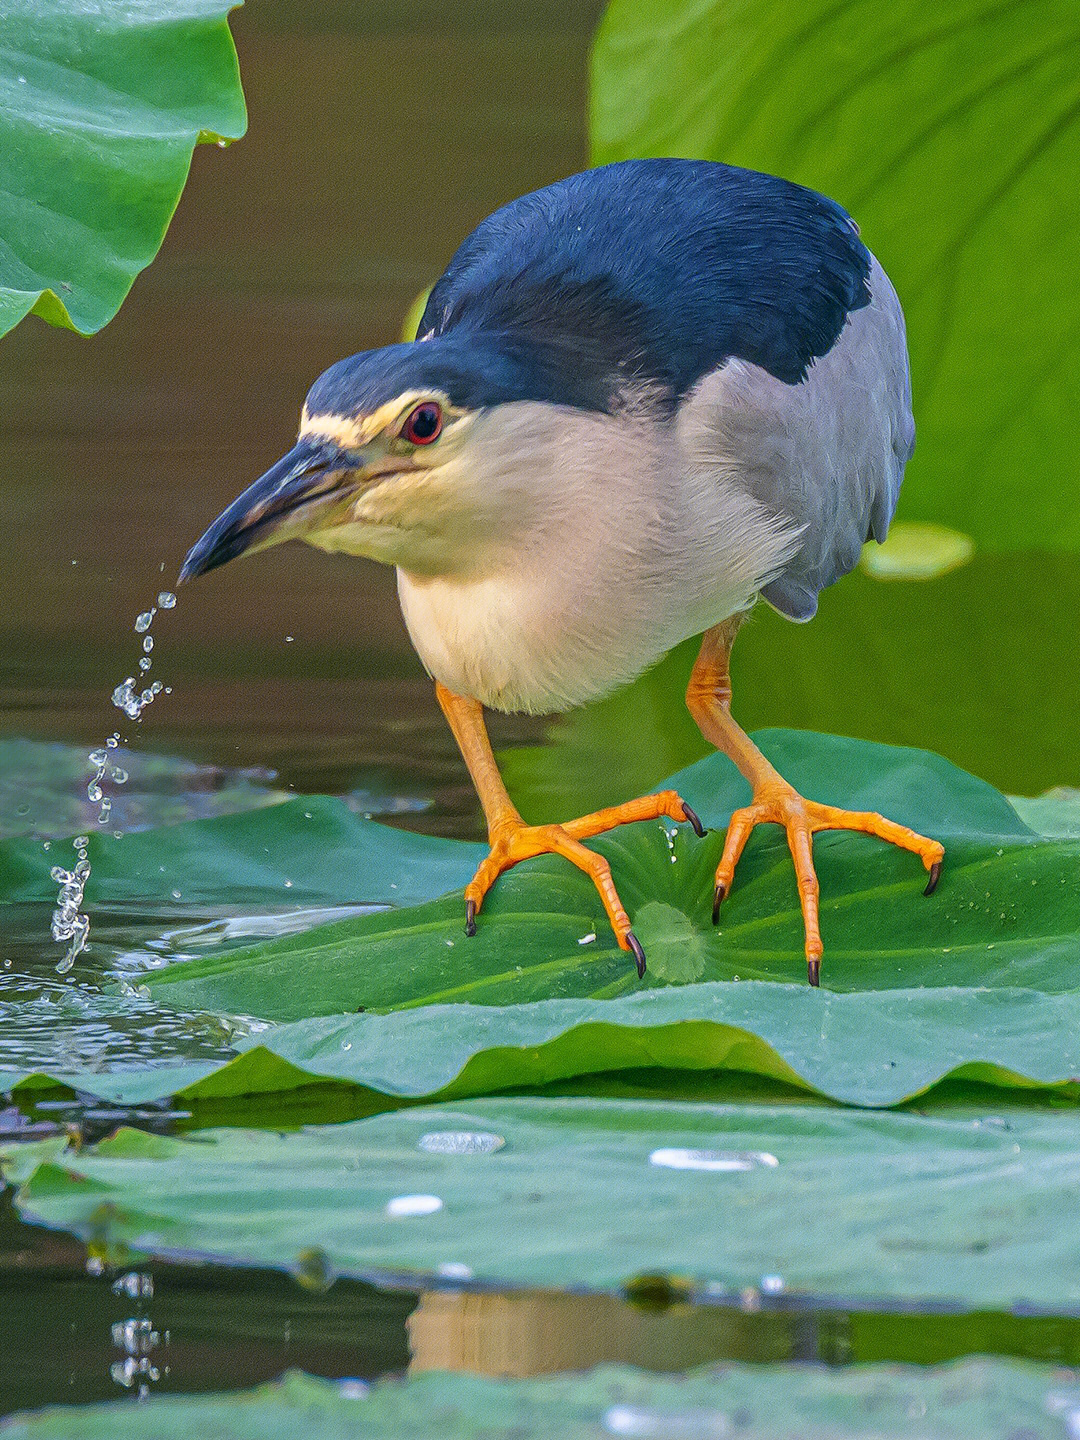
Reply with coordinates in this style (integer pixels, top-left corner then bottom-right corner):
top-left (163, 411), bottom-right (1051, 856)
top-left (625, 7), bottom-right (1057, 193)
top-left (179, 332), bottom-right (624, 584)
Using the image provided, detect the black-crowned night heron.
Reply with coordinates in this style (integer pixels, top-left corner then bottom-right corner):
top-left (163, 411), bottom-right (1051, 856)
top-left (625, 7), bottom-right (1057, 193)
top-left (180, 158), bottom-right (944, 986)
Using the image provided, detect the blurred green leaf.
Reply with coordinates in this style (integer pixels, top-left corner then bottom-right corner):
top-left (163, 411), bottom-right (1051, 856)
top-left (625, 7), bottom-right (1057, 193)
top-left (11, 1098), bottom-right (1080, 1312)
top-left (592, 0), bottom-right (1080, 550)
top-left (0, 0), bottom-right (246, 338)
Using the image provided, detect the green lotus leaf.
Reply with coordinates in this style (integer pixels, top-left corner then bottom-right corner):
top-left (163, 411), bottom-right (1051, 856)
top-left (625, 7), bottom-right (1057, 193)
top-left (591, 0), bottom-right (1080, 552)
top-left (9, 1097), bottom-right (1080, 1313)
top-left (2, 731), bottom-right (1078, 1111)
top-left (0, 0), bottom-right (246, 338)
top-left (5, 1359), bottom-right (1075, 1440)
top-left (0, 793), bottom-right (484, 910)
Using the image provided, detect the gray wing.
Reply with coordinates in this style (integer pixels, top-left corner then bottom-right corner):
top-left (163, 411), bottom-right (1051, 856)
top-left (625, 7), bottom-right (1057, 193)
top-left (682, 254), bottom-right (914, 621)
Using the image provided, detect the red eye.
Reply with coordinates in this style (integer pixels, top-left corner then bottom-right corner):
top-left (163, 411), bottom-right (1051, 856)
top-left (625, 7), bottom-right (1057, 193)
top-left (402, 402), bottom-right (443, 445)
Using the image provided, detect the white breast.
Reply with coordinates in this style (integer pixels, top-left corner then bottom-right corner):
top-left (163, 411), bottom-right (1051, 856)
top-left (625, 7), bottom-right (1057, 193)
top-left (396, 400), bottom-right (798, 714)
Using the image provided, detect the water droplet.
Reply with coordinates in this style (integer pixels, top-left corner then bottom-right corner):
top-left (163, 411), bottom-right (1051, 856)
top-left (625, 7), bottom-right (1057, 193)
top-left (112, 768), bottom-right (128, 784)
top-left (87, 783), bottom-right (103, 803)
top-left (134, 611), bottom-right (155, 633)
top-left (1044, 1391), bottom-right (1080, 1439)
top-left (110, 1309), bottom-right (156, 1351)
top-left (143, 635), bottom-right (154, 653)
top-left (139, 657), bottom-right (152, 671)
top-left (112, 1272), bottom-right (154, 1299)
top-left (436, 1261), bottom-right (474, 1280)
top-left (418, 1131), bottom-right (504, 1156)
top-left (73, 836), bottom-right (89, 850)
top-left (157, 591), bottom-right (176, 609)
top-left (89, 748), bottom-right (108, 766)
top-left (602, 1405), bottom-right (729, 1438)
top-left (386, 1194), bottom-right (443, 1217)
top-left (578, 932), bottom-right (597, 945)
top-left (648, 1148), bottom-right (779, 1173)
top-left (171, 889), bottom-right (182, 900)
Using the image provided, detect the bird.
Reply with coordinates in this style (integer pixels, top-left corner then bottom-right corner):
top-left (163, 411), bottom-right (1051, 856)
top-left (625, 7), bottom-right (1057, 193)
top-left (179, 157), bottom-right (944, 986)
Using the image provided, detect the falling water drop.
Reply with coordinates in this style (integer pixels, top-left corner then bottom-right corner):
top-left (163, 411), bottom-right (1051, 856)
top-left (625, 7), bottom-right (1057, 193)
top-left (54, 597), bottom-right (178, 971)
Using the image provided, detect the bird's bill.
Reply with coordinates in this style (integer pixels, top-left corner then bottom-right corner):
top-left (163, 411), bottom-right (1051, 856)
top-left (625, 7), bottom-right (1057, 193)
top-left (179, 438), bottom-right (365, 581)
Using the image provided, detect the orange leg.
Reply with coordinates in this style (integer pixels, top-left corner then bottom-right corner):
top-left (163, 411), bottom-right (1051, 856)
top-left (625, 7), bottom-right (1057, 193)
top-left (436, 683), bottom-right (704, 977)
top-left (685, 619), bottom-right (944, 986)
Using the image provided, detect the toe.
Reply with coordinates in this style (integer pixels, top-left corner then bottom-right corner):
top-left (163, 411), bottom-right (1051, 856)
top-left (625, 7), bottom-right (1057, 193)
top-left (715, 807), bottom-right (756, 901)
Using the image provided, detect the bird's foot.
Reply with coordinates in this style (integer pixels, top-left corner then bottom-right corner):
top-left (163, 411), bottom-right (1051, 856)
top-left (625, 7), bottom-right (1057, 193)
top-left (464, 790), bottom-right (705, 977)
top-left (712, 781), bottom-right (944, 987)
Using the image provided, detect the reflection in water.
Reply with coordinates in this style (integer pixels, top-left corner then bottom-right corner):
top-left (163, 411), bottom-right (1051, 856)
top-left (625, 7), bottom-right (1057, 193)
top-left (407, 1290), bottom-right (809, 1376)
top-left (6, 1191), bottom-right (1080, 1412)
top-left (109, 1273), bottom-right (162, 1398)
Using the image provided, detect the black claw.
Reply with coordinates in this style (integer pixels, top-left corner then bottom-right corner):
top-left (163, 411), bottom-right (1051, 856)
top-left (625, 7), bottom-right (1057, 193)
top-left (712, 882), bottom-right (726, 925)
top-left (807, 958), bottom-right (821, 987)
top-left (627, 931), bottom-right (646, 978)
top-left (923, 859), bottom-right (943, 897)
top-left (464, 898), bottom-right (477, 937)
top-left (681, 801), bottom-right (706, 837)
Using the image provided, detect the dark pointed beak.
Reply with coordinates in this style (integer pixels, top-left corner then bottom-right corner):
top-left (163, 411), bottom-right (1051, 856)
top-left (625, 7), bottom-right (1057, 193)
top-left (179, 438), bottom-right (361, 582)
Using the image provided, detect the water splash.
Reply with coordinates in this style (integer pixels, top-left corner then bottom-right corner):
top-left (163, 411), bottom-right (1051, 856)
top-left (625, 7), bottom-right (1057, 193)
top-left (50, 836), bottom-right (91, 973)
top-left (52, 594), bottom-right (177, 973)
